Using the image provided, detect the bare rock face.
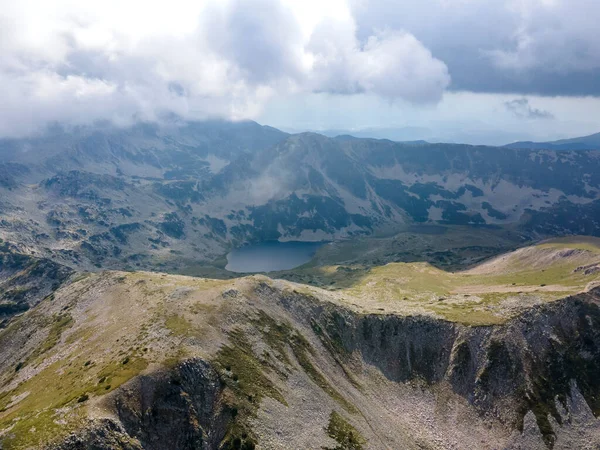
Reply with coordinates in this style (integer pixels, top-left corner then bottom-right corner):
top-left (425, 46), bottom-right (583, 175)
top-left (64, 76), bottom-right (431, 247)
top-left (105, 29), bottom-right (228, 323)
top-left (0, 241), bottom-right (73, 325)
top-left (51, 359), bottom-right (229, 450)
top-left (113, 359), bottom-right (229, 450)
top-left (269, 283), bottom-right (600, 448)
top-left (3, 271), bottom-right (600, 450)
top-left (49, 419), bottom-right (144, 450)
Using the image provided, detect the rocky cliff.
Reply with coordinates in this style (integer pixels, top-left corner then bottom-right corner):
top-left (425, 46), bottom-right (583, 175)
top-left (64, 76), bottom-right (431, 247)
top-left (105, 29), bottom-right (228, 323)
top-left (2, 266), bottom-right (600, 449)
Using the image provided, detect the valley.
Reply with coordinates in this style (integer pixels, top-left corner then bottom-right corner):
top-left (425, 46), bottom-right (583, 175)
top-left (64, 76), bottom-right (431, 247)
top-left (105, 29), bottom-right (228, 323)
top-left (1, 121), bottom-right (600, 449)
top-left (3, 1), bottom-right (600, 448)
top-left (0, 235), bottom-right (599, 449)
top-left (0, 121), bottom-right (599, 276)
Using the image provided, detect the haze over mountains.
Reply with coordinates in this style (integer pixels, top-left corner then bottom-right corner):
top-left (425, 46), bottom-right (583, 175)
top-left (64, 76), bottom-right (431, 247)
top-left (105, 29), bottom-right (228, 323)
top-left (506, 131), bottom-right (600, 150)
top-left (1, 119), bottom-right (600, 449)
top-left (0, 120), bottom-right (599, 275)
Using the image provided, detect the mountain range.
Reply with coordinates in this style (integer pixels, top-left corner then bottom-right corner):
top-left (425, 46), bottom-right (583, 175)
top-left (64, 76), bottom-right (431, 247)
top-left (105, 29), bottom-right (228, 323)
top-left (0, 120), bottom-right (599, 274)
top-left (506, 131), bottom-right (600, 150)
top-left (2, 121), bottom-right (600, 449)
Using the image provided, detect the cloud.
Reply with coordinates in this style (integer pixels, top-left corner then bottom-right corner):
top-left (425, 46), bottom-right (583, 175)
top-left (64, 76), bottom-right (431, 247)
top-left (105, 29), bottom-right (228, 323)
top-left (504, 98), bottom-right (554, 119)
top-left (350, 0), bottom-right (600, 96)
top-left (487, 0), bottom-right (600, 74)
top-left (309, 27), bottom-right (449, 103)
top-left (0, 0), bottom-right (450, 137)
top-left (3, 0), bottom-right (598, 138)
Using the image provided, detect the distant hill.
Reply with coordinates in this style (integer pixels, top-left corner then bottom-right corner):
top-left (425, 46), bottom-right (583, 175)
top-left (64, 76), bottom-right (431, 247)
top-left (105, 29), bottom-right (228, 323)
top-left (317, 126), bottom-right (431, 142)
top-left (506, 131), bottom-right (600, 150)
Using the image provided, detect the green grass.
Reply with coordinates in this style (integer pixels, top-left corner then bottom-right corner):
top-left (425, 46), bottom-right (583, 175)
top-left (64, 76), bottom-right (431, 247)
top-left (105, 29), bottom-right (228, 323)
top-left (0, 353), bottom-right (147, 449)
top-left (324, 411), bottom-right (366, 450)
top-left (537, 236), bottom-right (600, 253)
top-left (321, 238), bottom-right (600, 325)
top-left (165, 314), bottom-right (194, 337)
top-left (38, 313), bottom-right (73, 355)
top-left (5, 313), bottom-right (75, 375)
top-left (215, 327), bottom-right (286, 449)
top-left (252, 311), bottom-right (358, 414)
top-left (214, 310), bottom-right (360, 449)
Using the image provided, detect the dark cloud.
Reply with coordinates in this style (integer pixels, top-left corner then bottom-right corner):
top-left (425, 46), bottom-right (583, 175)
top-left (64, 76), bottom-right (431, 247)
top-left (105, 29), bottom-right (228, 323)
top-left (201, 0), bottom-right (305, 85)
top-left (351, 0), bottom-right (600, 96)
top-left (504, 98), bottom-right (554, 119)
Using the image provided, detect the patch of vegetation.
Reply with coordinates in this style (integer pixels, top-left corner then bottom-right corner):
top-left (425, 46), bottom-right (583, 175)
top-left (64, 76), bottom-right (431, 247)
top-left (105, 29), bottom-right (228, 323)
top-left (39, 313), bottom-right (74, 355)
top-left (289, 331), bottom-right (358, 414)
top-left (70, 272), bottom-right (92, 284)
top-left (216, 311), bottom-right (359, 448)
top-left (215, 327), bottom-right (285, 449)
top-left (253, 311), bottom-right (357, 414)
top-left (0, 353), bottom-right (147, 449)
top-left (196, 215), bottom-right (228, 238)
top-left (310, 318), bottom-right (362, 390)
top-left (109, 223), bottom-right (142, 245)
top-left (159, 212), bottom-right (185, 239)
top-left (16, 312), bottom-right (75, 371)
top-left (1, 288), bottom-right (29, 302)
top-left (165, 314), bottom-right (194, 337)
top-left (323, 411), bottom-right (366, 450)
top-left (429, 303), bottom-right (506, 326)
top-left (0, 301), bottom-right (29, 316)
top-left (538, 236), bottom-right (600, 254)
top-left (482, 201), bottom-right (508, 220)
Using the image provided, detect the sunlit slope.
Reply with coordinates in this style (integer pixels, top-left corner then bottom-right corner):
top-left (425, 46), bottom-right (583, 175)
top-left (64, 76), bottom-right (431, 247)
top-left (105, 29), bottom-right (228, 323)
top-left (466, 236), bottom-right (600, 274)
top-left (299, 236), bottom-right (600, 325)
top-left (1, 241), bottom-right (600, 448)
top-left (0, 272), bottom-right (234, 449)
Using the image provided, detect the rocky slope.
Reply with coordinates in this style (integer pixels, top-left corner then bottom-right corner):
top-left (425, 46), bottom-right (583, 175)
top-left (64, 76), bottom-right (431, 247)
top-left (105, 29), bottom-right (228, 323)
top-left (1, 239), bottom-right (600, 449)
top-left (0, 240), bottom-right (73, 326)
top-left (0, 121), bottom-right (599, 272)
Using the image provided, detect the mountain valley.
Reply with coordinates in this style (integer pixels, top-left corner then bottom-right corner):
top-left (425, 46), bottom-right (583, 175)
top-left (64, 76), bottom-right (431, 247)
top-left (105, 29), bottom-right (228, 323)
top-left (1, 121), bottom-right (599, 275)
top-left (1, 122), bottom-right (600, 449)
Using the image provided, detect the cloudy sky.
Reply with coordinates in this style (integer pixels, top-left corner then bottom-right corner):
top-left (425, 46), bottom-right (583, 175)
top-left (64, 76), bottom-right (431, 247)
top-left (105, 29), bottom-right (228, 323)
top-left (1, 0), bottom-right (600, 144)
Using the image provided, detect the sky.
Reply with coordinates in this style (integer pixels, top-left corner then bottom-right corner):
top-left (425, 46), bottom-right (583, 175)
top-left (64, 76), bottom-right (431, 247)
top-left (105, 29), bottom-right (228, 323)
top-left (1, 0), bottom-right (600, 144)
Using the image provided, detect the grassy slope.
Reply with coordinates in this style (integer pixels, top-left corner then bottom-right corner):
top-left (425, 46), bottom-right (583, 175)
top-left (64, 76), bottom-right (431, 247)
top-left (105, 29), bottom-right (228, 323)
top-left (277, 236), bottom-right (600, 326)
top-left (325, 237), bottom-right (600, 325)
top-left (0, 236), bottom-right (598, 447)
top-left (0, 272), bottom-right (232, 449)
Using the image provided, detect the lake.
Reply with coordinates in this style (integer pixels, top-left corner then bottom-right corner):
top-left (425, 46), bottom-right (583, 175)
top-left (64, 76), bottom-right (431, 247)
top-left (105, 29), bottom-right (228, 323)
top-left (225, 241), bottom-right (325, 273)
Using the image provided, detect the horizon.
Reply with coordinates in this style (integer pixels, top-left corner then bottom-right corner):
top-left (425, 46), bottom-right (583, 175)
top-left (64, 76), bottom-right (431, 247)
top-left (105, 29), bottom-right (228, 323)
top-left (2, 116), bottom-right (599, 148)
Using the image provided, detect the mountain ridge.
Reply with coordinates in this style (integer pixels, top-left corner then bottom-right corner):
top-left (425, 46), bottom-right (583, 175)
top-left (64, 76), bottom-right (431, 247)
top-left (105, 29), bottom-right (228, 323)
top-left (1, 120), bottom-right (600, 273)
top-left (1, 240), bottom-right (600, 448)
top-left (506, 131), bottom-right (600, 150)
top-left (2, 121), bottom-right (600, 449)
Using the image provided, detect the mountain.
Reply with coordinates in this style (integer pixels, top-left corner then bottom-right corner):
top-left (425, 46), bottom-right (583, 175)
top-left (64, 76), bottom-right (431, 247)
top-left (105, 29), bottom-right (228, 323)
top-left (2, 121), bottom-right (600, 449)
top-left (0, 121), bottom-right (599, 272)
top-left (506, 131), bottom-right (600, 150)
top-left (0, 239), bottom-right (73, 325)
top-left (317, 126), bottom-right (431, 142)
top-left (1, 238), bottom-right (600, 449)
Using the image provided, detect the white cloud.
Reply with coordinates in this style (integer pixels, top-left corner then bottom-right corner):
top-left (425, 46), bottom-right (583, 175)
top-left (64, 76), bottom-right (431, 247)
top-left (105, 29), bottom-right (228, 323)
top-left (0, 0), bottom-right (450, 137)
top-left (349, 0), bottom-right (600, 96)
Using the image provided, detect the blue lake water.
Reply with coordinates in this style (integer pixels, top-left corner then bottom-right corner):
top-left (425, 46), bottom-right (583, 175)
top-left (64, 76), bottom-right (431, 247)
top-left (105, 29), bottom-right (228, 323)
top-left (225, 241), bottom-right (325, 273)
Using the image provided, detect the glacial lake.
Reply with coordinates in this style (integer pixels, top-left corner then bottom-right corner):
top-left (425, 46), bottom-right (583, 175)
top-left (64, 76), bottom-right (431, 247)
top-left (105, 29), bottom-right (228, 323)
top-left (225, 241), bottom-right (325, 273)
